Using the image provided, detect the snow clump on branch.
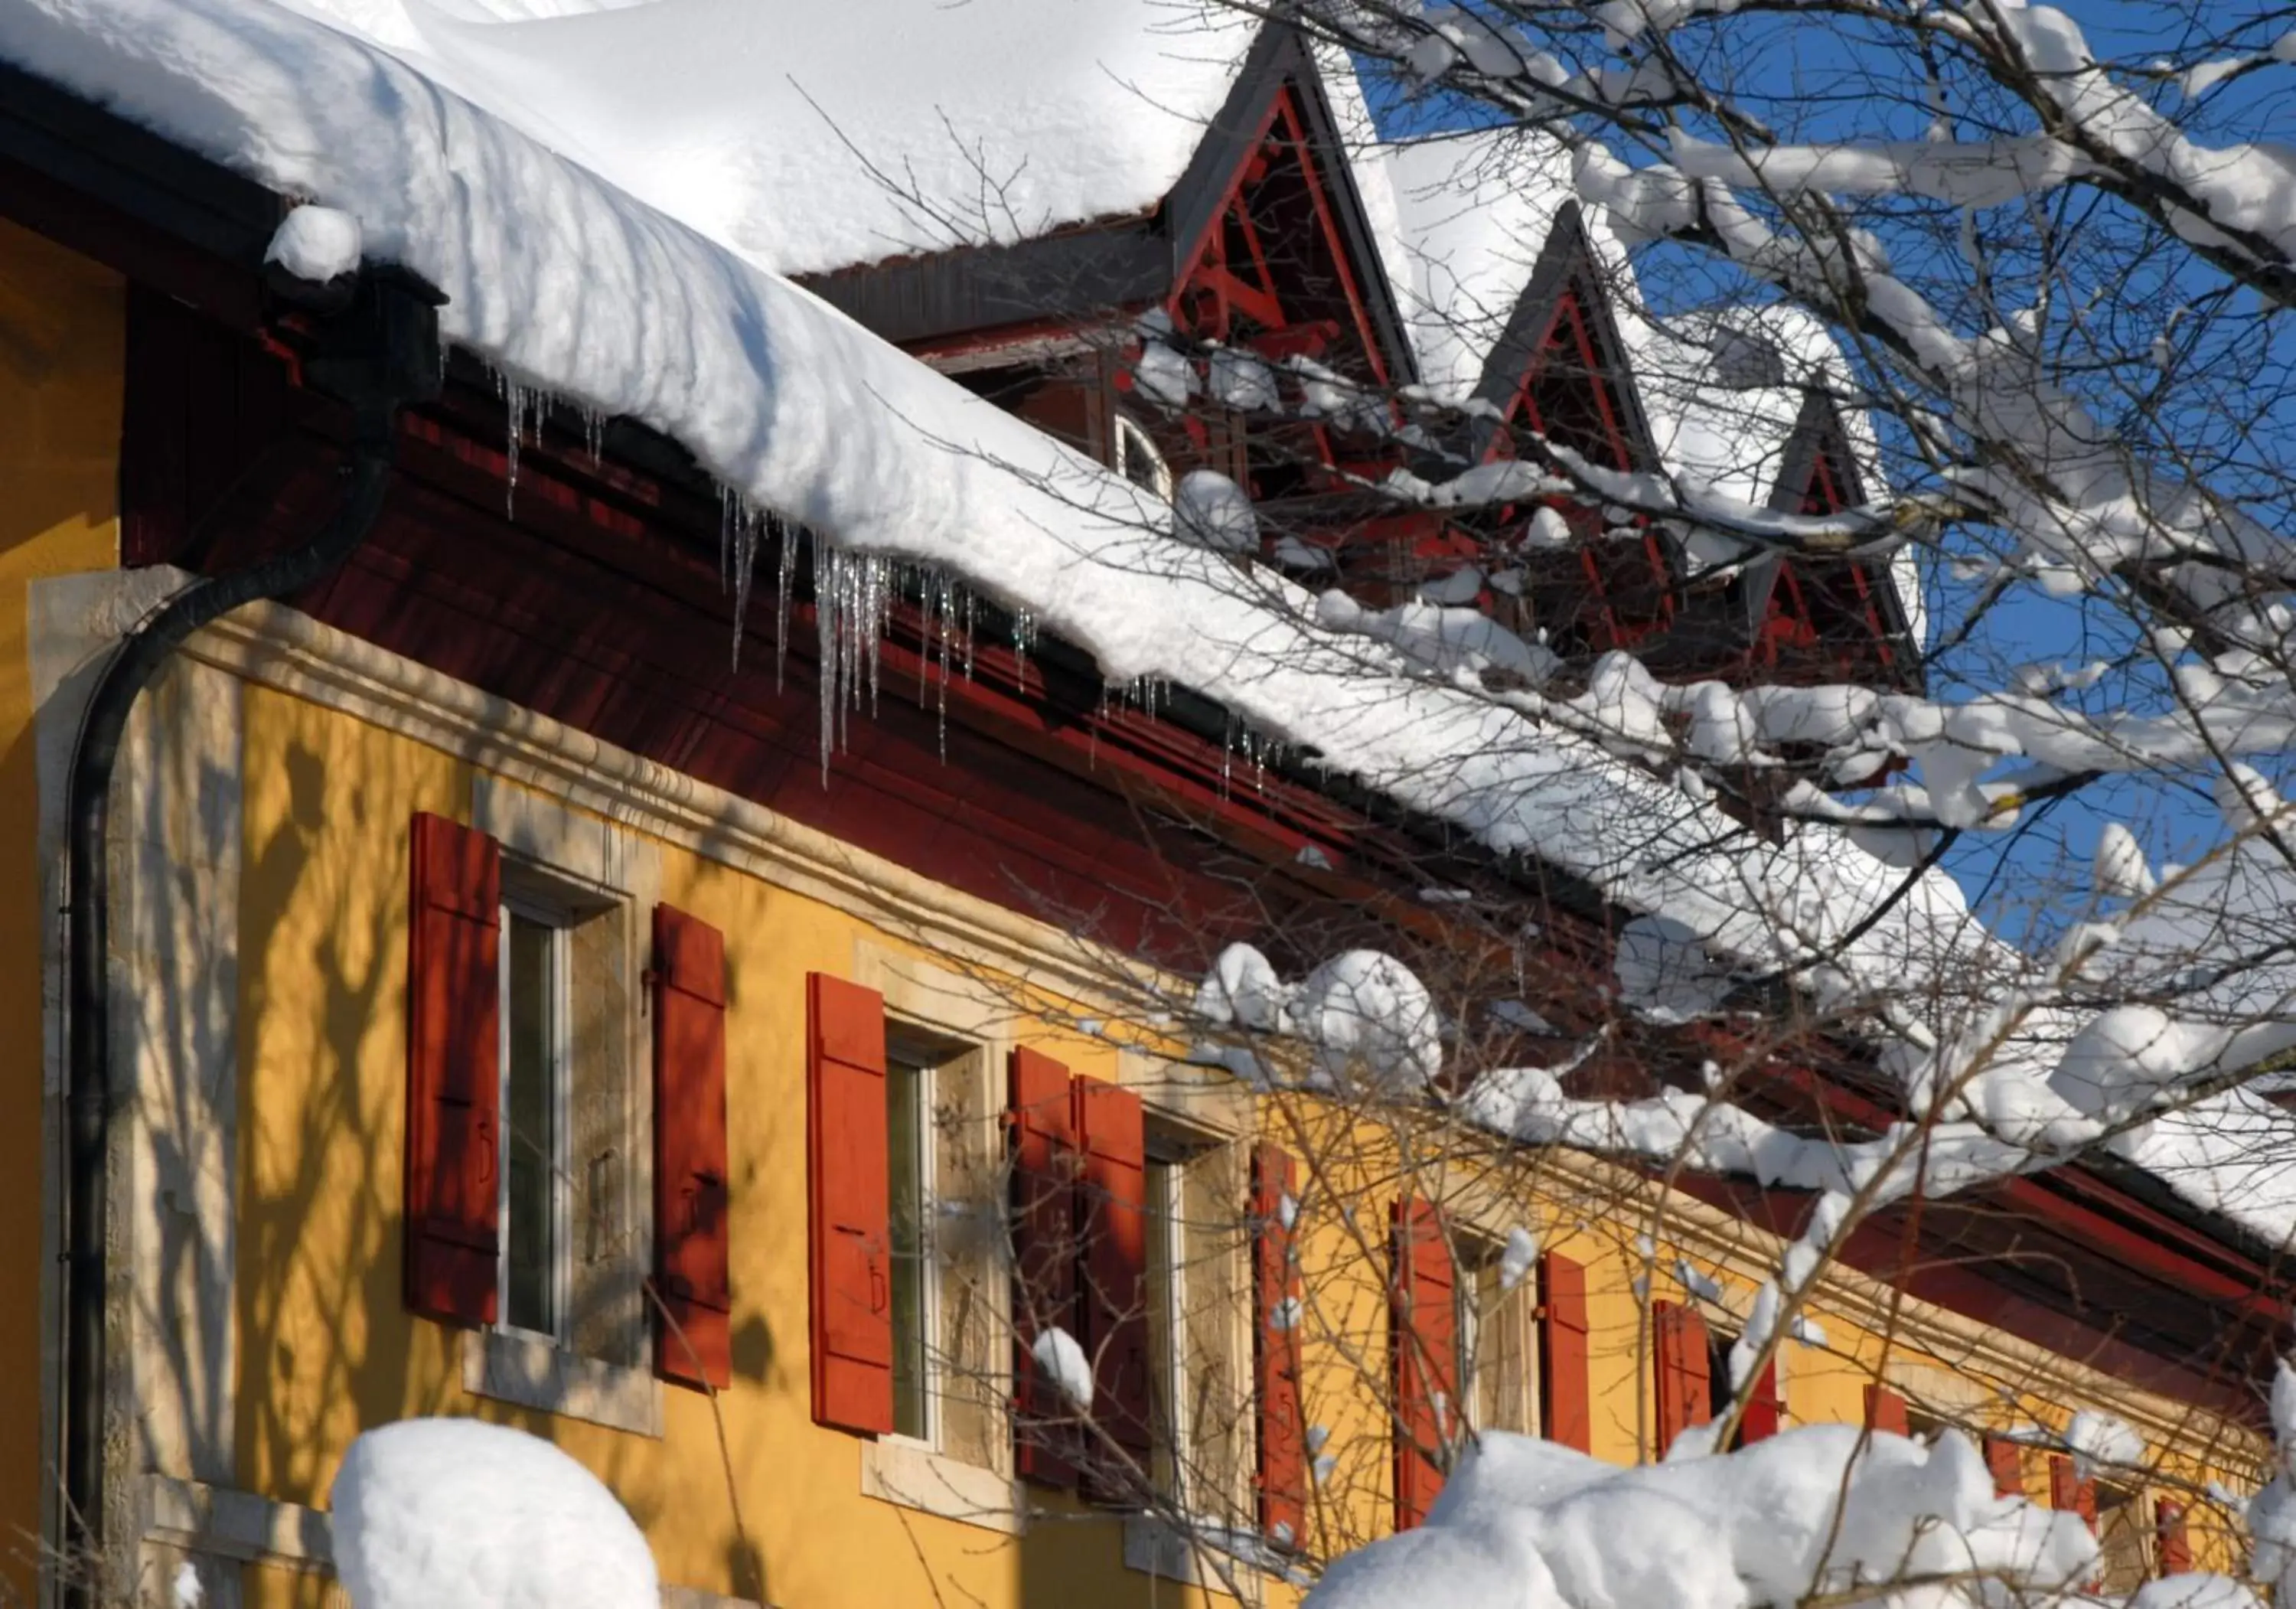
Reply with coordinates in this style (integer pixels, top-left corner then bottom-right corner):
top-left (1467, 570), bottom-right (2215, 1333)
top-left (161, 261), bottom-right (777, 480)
top-left (1194, 942), bottom-right (1442, 1091)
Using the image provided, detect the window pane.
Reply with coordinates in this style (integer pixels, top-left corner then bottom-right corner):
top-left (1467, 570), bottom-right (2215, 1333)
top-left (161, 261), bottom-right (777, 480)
top-left (1145, 1159), bottom-right (1182, 1500)
top-left (888, 1059), bottom-right (928, 1440)
top-left (1454, 1271), bottom-right (1482, 1447)
top-left (504, 912), bottom-right (557, 1336)
top-left (2096, 1487), bottom-right (2151, 1592)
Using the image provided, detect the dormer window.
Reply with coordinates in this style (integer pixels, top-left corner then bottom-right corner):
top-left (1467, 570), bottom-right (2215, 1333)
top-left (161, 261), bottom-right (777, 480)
top-left (1114, 411), bottom-right (1174, 501)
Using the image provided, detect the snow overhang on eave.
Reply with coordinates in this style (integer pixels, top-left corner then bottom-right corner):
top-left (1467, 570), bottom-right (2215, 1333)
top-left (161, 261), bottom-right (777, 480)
top-left (0, 57), bottom-right (284, 330)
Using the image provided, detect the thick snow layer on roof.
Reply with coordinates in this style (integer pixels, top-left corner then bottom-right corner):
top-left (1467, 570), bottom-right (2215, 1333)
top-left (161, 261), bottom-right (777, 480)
top-left (1632, 302), bottom-right (1927, 646)
top-left (1373, 128), bottom-right (1578, 402)
top-left (1365, 126), bottom-right (1927, 645)
top-left (261, 0), bottom-right (1257, 279)
top-left (0, 0), bottom-right (1953, 977)
top-left (5, 0), bottom-right (2285, 1240)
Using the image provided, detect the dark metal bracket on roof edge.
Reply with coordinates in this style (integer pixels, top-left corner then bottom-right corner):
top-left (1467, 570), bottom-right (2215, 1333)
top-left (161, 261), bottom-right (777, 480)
top-left (58, 263), bottom-right (443, 1608)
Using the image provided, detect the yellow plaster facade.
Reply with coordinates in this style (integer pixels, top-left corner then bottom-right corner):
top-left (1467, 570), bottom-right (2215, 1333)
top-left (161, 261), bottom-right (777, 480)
top-left (0, 213), bottom-right (120, 1599)
top-left (203, 622), bottom-right (2258, 1606)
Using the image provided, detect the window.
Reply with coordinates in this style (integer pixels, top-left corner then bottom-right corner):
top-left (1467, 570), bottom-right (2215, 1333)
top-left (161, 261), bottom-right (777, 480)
top-left (444, 785), bottom-right (660, 1436)
top-left (1114, 411), bottom-right (1174, 500)
top-left (491, 871), bottom-right (643, 1366)
top-left (1143, 1133), bottom-right (1249, 1523)
top-left (1146, 1154), bottom-right (1186, 1499)
top-left (1702, 1327), bottom-right (1786, 1449)
top-left (500, 902), bottom-right (571, 1339)
top-left (2095, 1483), bottom-right (2152, 1592)
top-left (879, 1023), bottom-right (1005, 1470)
top-left (1456, 1241), bottom-right (1536, 1438)
top-left (1705, 1328), bottom-right (1735, 1427)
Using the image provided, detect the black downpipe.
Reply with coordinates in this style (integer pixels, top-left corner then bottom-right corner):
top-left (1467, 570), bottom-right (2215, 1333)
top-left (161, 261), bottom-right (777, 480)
top-left (60, 267), bottom-right (441, 1603)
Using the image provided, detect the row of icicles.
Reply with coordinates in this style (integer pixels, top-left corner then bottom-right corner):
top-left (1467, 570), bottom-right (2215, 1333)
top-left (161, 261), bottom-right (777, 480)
top-left (490, 365), bottom-right (1292, 792)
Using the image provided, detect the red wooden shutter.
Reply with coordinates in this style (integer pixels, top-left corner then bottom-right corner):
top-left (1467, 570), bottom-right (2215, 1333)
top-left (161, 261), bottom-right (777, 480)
top-left (405, 812), bottom-right (501, 1326)
top-left (1865, 1384), bottom-right (1911, 1438)
top-left (1010, 1046), bottom-right (1079, 1485)
top-left (1985, 1434), bottom-right (2024, 1496)
top-left (1652, 1301), bottom-right (1711, 1453)
top-left (2156, 1498), bottom-right (2191, 1575)
top-left (1252, 1144), bottom-right (1306, 1546)
top-left (2049, 1453), bottom-right (2098, 1529)
top-left (1538, 1252), bottom-right (1590, 1453)
top-left (805, 971), bottom-right (891, 1428)
top-left (1390, 1199), bottom-right (1456, 1531)
top-left (1075, 1076), bottom-right (1151, 1485)
top-left (656, 907), bottom-right (732, 1390)
top-left (1739, 1358), bottom-right (1782, 1443)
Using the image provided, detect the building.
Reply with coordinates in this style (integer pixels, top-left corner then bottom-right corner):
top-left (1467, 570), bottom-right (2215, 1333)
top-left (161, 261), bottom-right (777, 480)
top-left (0, 2), bottom-right (2283, 1605)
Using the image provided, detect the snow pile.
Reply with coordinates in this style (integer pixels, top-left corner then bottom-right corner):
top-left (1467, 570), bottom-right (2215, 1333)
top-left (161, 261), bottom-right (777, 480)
top-left (1306, 1426), bottom-right (2098, 1609)
top-left (331, 1418), bottom-right (657, 1609)
top-left (2247, 1360), bottom-right (2296, 1598)
top-left (2133, 1578), bottom-right (2263, 1609)
top-left (1031, 1325), bottom-right (1094, 1412)
top-left (266, 203), bottom-right (361, 282)
top-left (1315, 589), bottom-right (1562, 687)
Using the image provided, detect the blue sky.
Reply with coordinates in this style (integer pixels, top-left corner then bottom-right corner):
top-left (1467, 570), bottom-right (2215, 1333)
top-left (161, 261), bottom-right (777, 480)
top-left (1352, 8), bottom-right (2294, 943)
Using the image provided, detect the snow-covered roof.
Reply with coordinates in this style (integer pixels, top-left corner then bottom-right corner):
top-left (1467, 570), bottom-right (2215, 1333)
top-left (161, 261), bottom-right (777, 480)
top-left (1346, 121), bottom-right (1929, 644)
top-left (1370, 128), bottom-right (1580, 403)
top-left (264, 0), bottom-right (1258, 280)
top-left (5, 0), bottom-right (2285, 1248)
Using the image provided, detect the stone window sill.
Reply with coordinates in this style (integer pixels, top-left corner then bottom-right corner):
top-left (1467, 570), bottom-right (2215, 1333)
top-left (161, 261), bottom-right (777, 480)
top-left (859, 1437), bottom-right (1023, 1536)
top-left (462, 1327), bottom-right (662, 1437)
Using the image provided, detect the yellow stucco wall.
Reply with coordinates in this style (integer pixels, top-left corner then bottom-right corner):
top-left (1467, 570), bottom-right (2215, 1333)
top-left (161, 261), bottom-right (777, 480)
top-left (234, 684), bottom-right (1237, 1609)
top-left (0, 214), bottom-right (121, 1599)
top-left (230, 675), bottom-right (2258, 1605)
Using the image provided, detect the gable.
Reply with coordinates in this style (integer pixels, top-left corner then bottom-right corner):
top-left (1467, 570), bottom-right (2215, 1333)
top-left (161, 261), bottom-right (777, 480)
top-left (803, 23), bottom-right (1417, 377)
top-left (1744, 395), bottom-right (1920, 687)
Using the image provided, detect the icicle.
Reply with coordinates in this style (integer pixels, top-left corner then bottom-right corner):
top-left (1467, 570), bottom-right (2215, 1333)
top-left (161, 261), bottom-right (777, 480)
top-left (1009, 605), bottom-right (1036, 684)
top-left (716, 491), bottom-right (765, 671)
top-left (812, 544), bottom-right (899, 781)
top-left (579, 406), bottom-right (606, 465)
top-left (775, 528), bottom-right (798, 694)
top-left (496, 370), bottom-right (532, 519)
top-left (931, 572), bottom-right (964, 762)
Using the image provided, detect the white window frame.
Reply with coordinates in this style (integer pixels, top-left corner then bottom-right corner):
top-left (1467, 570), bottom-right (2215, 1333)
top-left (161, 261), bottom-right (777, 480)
top-left (1114, 411), bottom-right (1175, 501)
top-left (497, 893), bottom-right (573, 1347)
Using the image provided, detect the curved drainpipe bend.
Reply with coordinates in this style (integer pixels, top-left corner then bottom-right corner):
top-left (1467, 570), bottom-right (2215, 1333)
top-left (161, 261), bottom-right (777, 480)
top-left (60, 265), bottom-right (442, 1604)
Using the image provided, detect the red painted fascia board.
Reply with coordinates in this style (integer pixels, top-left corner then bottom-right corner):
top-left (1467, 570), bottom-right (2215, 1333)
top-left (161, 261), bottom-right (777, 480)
top-left (1696, 1026), bottom-right (2285, 1326)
